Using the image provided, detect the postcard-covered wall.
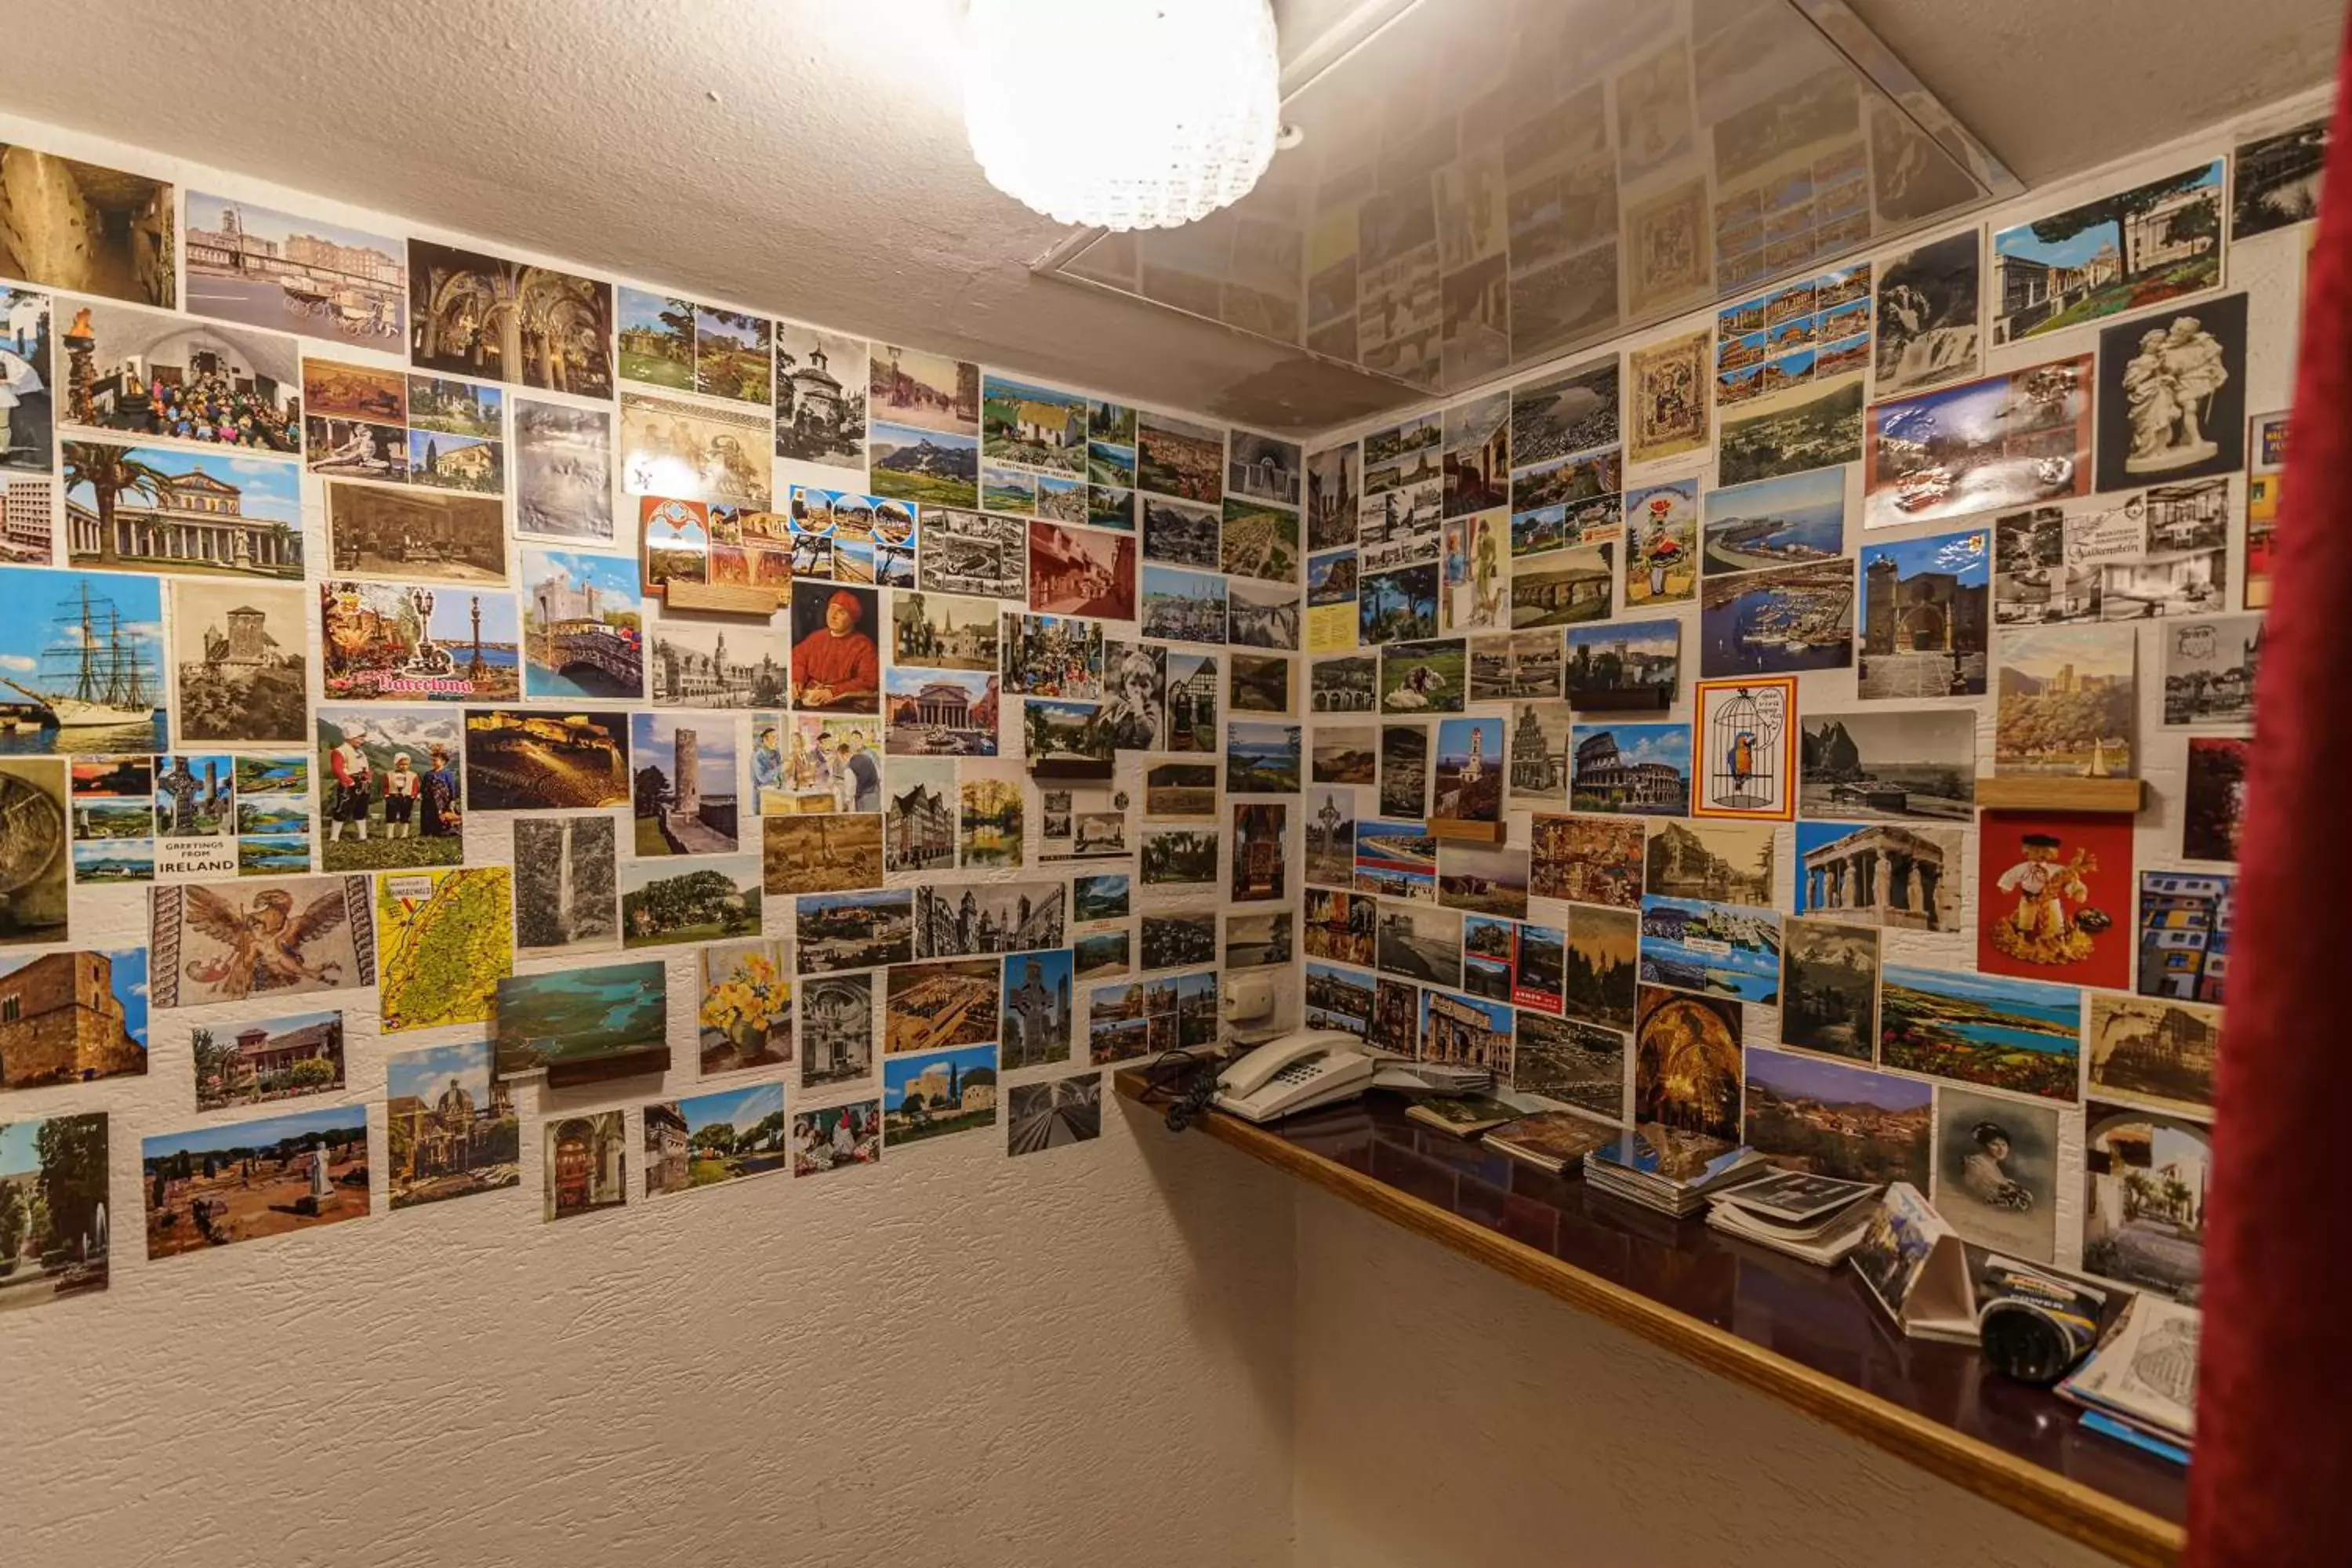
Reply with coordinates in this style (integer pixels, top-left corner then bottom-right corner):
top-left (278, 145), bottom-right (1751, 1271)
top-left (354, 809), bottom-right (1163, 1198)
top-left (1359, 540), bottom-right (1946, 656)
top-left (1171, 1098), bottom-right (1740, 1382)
top-left (1298, 87), bottom-right (2326, 1327)
top-left (0, 116), bottom-right (1309, 1323)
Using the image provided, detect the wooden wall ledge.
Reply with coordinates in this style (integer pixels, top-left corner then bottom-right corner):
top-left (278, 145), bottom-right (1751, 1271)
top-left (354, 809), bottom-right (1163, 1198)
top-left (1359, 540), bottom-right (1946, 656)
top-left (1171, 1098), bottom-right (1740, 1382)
top-left (1113, 1072), bottom-right (2186, 1568)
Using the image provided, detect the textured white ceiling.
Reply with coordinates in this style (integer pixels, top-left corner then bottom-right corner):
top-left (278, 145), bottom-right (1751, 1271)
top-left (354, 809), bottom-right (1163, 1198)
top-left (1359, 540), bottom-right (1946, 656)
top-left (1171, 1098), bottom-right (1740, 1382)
top-left (2, 0), bottom-right (2339, 435)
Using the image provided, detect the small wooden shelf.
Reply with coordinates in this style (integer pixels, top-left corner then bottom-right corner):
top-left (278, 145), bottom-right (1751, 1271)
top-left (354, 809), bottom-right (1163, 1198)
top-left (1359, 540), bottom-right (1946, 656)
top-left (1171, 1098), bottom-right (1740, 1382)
top-left (1427, 816), bottom-right (1507, 844)
top-left (1114, 1073), bottom-right (2185, 1567)
top-left (1974, 776), bottom-right (2147, 814)
top-left (1570, 686), bottom-right (1673, 713)
top-left (659, 581), bottom-right (785, 616)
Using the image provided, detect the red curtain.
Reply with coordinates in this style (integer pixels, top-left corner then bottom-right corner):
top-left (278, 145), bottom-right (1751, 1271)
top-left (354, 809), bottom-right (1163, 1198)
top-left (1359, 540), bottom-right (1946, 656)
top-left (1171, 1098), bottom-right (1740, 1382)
top-left (2187, 28), bottom-right (2352, 1565)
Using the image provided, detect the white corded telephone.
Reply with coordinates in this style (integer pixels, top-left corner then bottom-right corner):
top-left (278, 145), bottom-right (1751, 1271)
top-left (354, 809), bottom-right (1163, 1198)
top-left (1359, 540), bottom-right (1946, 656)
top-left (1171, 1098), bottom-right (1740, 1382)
top-left (1213, 1029), bottom-right (1377, 1123)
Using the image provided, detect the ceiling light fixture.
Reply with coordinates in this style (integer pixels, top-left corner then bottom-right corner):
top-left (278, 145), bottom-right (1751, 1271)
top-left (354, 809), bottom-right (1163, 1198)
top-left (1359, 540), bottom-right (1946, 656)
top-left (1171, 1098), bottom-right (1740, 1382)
top-left (964, 0), bottom-right (1282, 232)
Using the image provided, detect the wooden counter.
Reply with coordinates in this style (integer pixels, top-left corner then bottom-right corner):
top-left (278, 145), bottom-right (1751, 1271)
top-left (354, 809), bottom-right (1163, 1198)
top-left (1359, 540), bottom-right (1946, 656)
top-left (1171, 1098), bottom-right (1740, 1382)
top-left (1113, 1072), bottom-right (2187, 1567)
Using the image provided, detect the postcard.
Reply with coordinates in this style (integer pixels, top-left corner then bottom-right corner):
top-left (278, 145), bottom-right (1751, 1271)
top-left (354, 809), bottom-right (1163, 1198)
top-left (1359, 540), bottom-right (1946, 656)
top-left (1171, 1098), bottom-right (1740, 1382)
top-left (151, 875), bottom-right (373, 1009)
top-left (1994, 623), bottom-right (2135, 777)
top-left (1745, 1045), bottom-right (1930, 1188)
top-left (1007, 1072), bottom-right (1102, 1156)
top-left (799, 972), bottom-right (876, 1088)
top-left (1715, 379), bottom-right (1863, 490)
top-left (1798, 707), bottom-right (1975, 822)
top-left (1359, 562), bottom-right (1439, 645)
top-left (1377, 902), bottom-right (1464, 989)
top-left (1855, 527), bottom-right (1990, 699)
top-left (1305, 786), bottom-right (1356, 888)
top-left (1880, 964), bottom-right (2081, 1101)
top-left (1509, 543), bottom-right (1614, 629)
top-left (1142, 495), bottom-right (1222, 570)
top-left (999, 948), bottom-right (1076, 1069)
top-left (1073, 930), bottom-right (1130, 982)
top-left (2104, 478), bottom-right (2228, 618)
top-left (919, 509), bottom-right (1025, 600)
top-left (374, 867), bottom-right (512, 1033)
top-left (1530, 814), bottom-right (1644, 908)
top-left (383, 1039), bottom-right (518, 1209)
top-left (494, 961), bottom-right (666, 1081)
top-left (327, 480), bottom-right (508, 584)
top-left (1779, 917), bottom-right (1878, 1061)
top-left (144, 1102), bottom-right (369, 1258)
top-left (517, 547), bottom-right (642, 702)
top-left (2234, 118), bottom-right (2325, 238)
top-left (2093, 295), bottom-right (2249, 492)
top-left (1639, 895), bottom-right (1781, 1003)
top-left (883, 1044), bottom-right (1000, 1146)
top-left (1626, 331), bottom-right (1710, 465)
top-left (2083, 1102), bottom-right (2210, 1301)
top-left (168, 579), bottom-right (307, 749)
top-left (1570, 722), bottom-right (1690, 817)
top-left (1559, 905), bottom-right (1637, 1029)
top-left (1703, 469), bottom-right (1846, 582)
top-left (1874, 230), bottom-right (1981, 396)
top-left (1794, 821), bottom-right (1964, 933)
top-left (2088, 989), bottom-right (2220, 1119)
top-left (514, 400), bottom-right (615, 543)
top-left (1991, 162), bottom-right (2223, 344)
top-left (543, 1110), bottom-right (627, 1220)
top-left (1378, 639), bottom-right (1466, 714)
top-left (58, 303), bottom-right (299, 455)
top-left (1467, 631), bottom-right (1562, 704)
top-left (760, 811), bottom-right (883, 897)
top-left (1864, 358), bottom-right (2092, 530)
top-left (463, 708), bottom-right (631, 811)
top-left (1028, 521), bottom-right (1137, 620)
top-left (1226, 909), bottom-right (1293, 972)
top-left (1512, 1012), bottom-right (1624, 1120)
top-left (409, 240), bottom-right (612, 395)
top-left (618, 854), bottom-right (761, 950)
top-left (1622, 478), bottom-right (1698, 608)
top-left (1303, 887), bottom-right (1375, 967)
top-left (697, 940), bottom-right (792, 1076)
top-left (1354, 815), bottom-right (1434, 902)
top-left (2183, 737), bottom-right (2246, 862)
top-left (2245, 417), bottom-right (2282, 612)
top-left (644, 1081), bottom-right (789, 1197)
top-left (2137, 869), bottom-right (2230, 1007)
top-left (1633, 985), bottom-right (1743, 1142)
top-left (0, 1111), bottom-right (107, 1308)
top-left (1305, 960), bottom-right (1375, 1039)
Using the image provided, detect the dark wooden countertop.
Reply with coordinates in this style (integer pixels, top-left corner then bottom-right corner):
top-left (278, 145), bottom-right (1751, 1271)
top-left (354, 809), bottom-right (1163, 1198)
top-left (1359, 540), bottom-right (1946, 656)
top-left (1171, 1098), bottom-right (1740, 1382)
top-left (1113, 1071), bottom-right (2187, 1567)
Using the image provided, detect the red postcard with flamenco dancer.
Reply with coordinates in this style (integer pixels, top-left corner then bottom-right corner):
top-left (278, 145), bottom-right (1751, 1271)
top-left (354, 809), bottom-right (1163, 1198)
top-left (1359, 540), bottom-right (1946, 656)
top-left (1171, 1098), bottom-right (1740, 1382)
top-left (1975, 811), bottom-right (2134, 992)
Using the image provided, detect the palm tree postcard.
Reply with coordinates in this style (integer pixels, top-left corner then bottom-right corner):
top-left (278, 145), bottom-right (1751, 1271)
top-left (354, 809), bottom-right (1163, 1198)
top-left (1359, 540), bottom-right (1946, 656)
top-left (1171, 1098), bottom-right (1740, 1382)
top-left (63, 437), bottom-right (304, 581)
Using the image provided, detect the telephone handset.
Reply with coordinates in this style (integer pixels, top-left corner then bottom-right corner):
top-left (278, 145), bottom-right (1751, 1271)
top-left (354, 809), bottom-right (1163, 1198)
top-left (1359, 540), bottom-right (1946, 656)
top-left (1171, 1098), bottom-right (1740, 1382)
top-left (1213, 1029), bottom-right (1377, 1123)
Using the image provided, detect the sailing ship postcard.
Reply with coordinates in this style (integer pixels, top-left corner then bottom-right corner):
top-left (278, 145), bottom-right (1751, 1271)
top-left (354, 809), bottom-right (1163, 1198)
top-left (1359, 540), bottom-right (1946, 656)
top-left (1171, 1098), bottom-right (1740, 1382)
top-left (0, 566), bottom-right (169, 755)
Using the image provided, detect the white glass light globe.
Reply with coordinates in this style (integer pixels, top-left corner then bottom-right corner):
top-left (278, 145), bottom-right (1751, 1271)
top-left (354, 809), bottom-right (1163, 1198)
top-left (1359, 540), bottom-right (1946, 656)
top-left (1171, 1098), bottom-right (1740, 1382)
top-left (964, 0), bottom-right (1282, 231)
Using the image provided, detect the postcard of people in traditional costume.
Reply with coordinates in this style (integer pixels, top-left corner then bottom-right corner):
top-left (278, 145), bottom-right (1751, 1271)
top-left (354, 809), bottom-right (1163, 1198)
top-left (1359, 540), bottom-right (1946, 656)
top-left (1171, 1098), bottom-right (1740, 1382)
top-left (1689, 677), bottom-right (1798, 824)
top-left (2182, 735), bottom-right (2247, 863)
top-left (463, 707), bottom-right (632, 813)
top-left (794, 886), bottom-right (913, 974)
top-left (1991, 161), bottom-right (2224, 345)
top-left (1377, 902), bottom-right (1465, 990)
top-left (1993, 622), bottom-right (2136, 779)
top-left (1860, 358), bottom-right (2092, 532)
top-left (1741, 1045), bottom-right (1930, 1189)
top-left (1354, 816), bottom-right (1435, 903)
top-left (1878, 963), bottom-right (2082, 1101)
top-left (539, 1109), bottom-right (630, 1221)
top-left (1358, 562), bottom-right (1440, 648)
top-left (917, 507), bottom-right (1025, 600)
top-left (1304, 960), bottom-right (1374, 1040)
top-left (1142, 494), bottom-right (1222, 571)
top-left (326, 479), bottom-right (507, 586)
top-left (143, 1101), bottom-right (370, 1259)
top-left (149, 873), bottom-right (374, 1010)
top-left (60, 437), bottom-right (303, 584)
top-left (1855, 528), bottom-right (1991, 699)
top-left (694, 939), bottom-right (795, 1078)
top-left (1632, 985), bottom-right (1742, 1143)
top-left (644, 1080), bottom-right (790, 1198)
top-left (381, 1037), bottom-right (521, 1210)
top-left (1508, 543), bottom-right (1614, 630)
top-left (511, 399), bottom-right (615, 543)
top-left (2094, 295), bottom-right (2249, 494)
top-left (408, 238), bottom-right (613, 394)
top-left (1376, 723), bottom-right (1428, 819)
top-left (613, 854), bottom-right (760, 951)
top-left (1797, 707), bottom-right (1975, 825)
top-left (314, 706), bottom-right (463, 873)
top-left (797, 971), bottom-right (877, 1088)
top-left (0, 1109), bottom-right (108, 1308)
top-left (1868, 230), bottom-right (1982, 398)
top-left (1638, 894), bottom-right (1783, 1004)
top-left (2137, 867), bottom-right (2231, 1005)
top-left (53, 303), bottom-right (300, 456)
top-left (2082, 1100), bottom-right (2212, 1301)
top-left (1303, 785), bottom-right (1356, 890)
top-left (1569, 722), bottom-right (1692, 818)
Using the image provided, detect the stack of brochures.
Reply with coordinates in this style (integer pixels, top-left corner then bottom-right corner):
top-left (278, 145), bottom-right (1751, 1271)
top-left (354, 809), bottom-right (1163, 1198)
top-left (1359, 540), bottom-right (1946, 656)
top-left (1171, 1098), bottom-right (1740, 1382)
top-left (1482, 1110), bottom-right (1618, 1174)
top-left (2057, 1294), bottom-right (2200, 1459)
top-left (1704, 1171), bottom-right (1881, 1265)
top-left (1583, 1123), bottom-right (1769, 1216)
top-left (1404, 1093), bottom-right (1531, 1137)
